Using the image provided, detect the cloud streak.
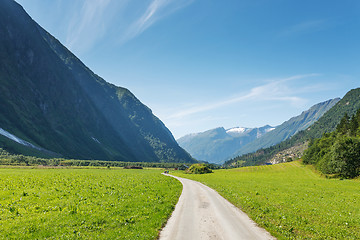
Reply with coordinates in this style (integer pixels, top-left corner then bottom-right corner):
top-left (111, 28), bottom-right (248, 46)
top-left (278, 19), bottom-right (328, 38)
top-left (167, 74), bottom-right (320, 120)
top-left (64, 0), bottom-right (194, 54)
top-left (66, 0), bottom-right (114, 53)
top-left (121, 0), bottom-right (194, 43)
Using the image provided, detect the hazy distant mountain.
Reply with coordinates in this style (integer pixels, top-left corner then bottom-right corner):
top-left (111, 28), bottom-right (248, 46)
top-left (233, 98), bottom-right (340, 157)
top-left (0, 0), bottom-right (194, 163)
top-left (177, 125), bottom-right (274, 164)
top-left (178, 98), bottom-right (339, 164)
top-left (225, 89), bottom-right (360, 167)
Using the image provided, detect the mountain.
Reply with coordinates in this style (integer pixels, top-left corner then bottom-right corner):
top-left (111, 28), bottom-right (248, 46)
top-left (225, 88), bottom-right (360, 167)
top-left (178, 99), bottom-right (339, 164)
top-left (305, 89), bottom-right (360, 138)
top-left (232, 98), bottom-right (340, 157)
top-left (177, 125), bottom-right (274, 164)
top-left (0, 0), bottom-right (194, 163)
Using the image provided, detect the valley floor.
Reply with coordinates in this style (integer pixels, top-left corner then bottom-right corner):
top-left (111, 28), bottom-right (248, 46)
top-left (0, 168), bottom-right (181, 239)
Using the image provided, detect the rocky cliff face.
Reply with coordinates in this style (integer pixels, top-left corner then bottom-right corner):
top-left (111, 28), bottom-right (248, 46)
top-left (0, 0), bottom-right (194, 163)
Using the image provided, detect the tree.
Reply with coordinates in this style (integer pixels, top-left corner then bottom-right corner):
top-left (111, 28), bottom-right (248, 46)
top-left (350, 109), bottom-right (360, 136)
top-left (336, 113), bottom-right (350, 135)
top-left (328, 136), bottom-right (360, 178)
top-left (303, 110), bottom-right (360, 178)
top-left (303, 133), bottom-right (334, 165)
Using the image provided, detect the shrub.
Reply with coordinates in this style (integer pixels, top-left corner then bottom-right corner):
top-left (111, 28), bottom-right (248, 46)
top-left (185, 164), bottom-right (213, 174)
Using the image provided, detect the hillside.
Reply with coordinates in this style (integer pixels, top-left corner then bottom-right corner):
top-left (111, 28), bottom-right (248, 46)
top-left (0, 0), bottom-right (194, 163)
top-left (225, 88), bottom-right (360, 167)
top-left (177, 126), bottom-right (274, 164)
top-left (233, 98), bottom-right (340, 157)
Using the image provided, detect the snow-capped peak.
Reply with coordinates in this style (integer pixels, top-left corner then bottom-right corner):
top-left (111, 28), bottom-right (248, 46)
top-left (226, 127), bottom-right (247, 134)
top-left (226, 127), bottom-right (251, 137)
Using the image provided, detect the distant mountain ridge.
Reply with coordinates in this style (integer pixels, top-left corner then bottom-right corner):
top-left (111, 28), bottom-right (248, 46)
top-left (233, 98), bottom-right (340, 157)
top-left (224, 88), bottom-right (360, 167)
top-left (0, 0), bottom-right (194, 163)
top-left (178, 98), bottom-right (339, 164)
top-left (226, 126), bottom-right (275, 137)
top-left (177, 125), bottom-right (274, 164)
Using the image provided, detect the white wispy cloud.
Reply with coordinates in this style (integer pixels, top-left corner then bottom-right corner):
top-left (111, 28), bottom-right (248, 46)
top-left (64, 0), bottom-right (193, 54)
top-left (121, 0), bottom-right (194, 43)
top-left (278, 19), bottom-right (327, 38)
top-left (126, 0), bottom-right (169, 40)
top-left (167, 74), bottom-right (320, 120)
top-left (66, 0), bottom-right (114, 53)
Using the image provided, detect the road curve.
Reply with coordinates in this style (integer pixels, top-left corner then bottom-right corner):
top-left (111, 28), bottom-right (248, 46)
top-left (159, 174), bottom-right (275, 240)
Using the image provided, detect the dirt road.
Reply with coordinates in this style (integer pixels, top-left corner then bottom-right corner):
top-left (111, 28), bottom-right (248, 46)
top-left (159, 174), bottom-right (275, 240)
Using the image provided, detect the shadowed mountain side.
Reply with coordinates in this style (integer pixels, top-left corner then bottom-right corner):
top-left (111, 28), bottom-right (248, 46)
top-left (0, 0), bottom-right (194, 163)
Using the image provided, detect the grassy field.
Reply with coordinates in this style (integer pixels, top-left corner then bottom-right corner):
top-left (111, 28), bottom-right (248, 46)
top-left (0, 167), bottom-right (182, 239)
top-left (173, 161), bottom-right (360, 239)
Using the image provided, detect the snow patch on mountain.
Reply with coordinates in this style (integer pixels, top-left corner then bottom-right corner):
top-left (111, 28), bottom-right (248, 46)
top-left (266, 127), bottom-right (276, 132)
top-left (0, 128), bottom-right (43, 151)
top-left (226, 127), bottom-right (248, 134)
top-left (91, 137), bottom-right (101, 144)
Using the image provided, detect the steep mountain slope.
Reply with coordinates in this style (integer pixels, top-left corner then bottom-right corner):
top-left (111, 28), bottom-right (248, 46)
top-left (0, 0), bottom-right (194, 163)
top-left (233, 98), bottom-right (340, 157)
top-left (177, 125), bottom-right (274, 164)
top-left (225, 88), bottom-right (360, 167)
top-left (305, 89), bottom-right (360, 138)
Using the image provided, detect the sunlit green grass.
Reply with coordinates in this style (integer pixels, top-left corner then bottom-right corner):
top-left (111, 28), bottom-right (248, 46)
top-left (174, 161), bottom-right (360, 239)
top-left (0, 168), bottom-right (182, 239)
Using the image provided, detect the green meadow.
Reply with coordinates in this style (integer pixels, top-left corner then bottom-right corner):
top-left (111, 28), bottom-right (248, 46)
top-left (174, 161), bottom-right (360, 239)
top-left (0, 167), bottom-right (182, 239)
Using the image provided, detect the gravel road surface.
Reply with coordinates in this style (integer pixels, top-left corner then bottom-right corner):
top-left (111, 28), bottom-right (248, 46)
top-left (159, 174), bottom-right (275, 240)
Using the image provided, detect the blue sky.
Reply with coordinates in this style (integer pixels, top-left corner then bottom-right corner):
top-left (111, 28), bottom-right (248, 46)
top-left (16, 0), bottom-right (360, 138)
